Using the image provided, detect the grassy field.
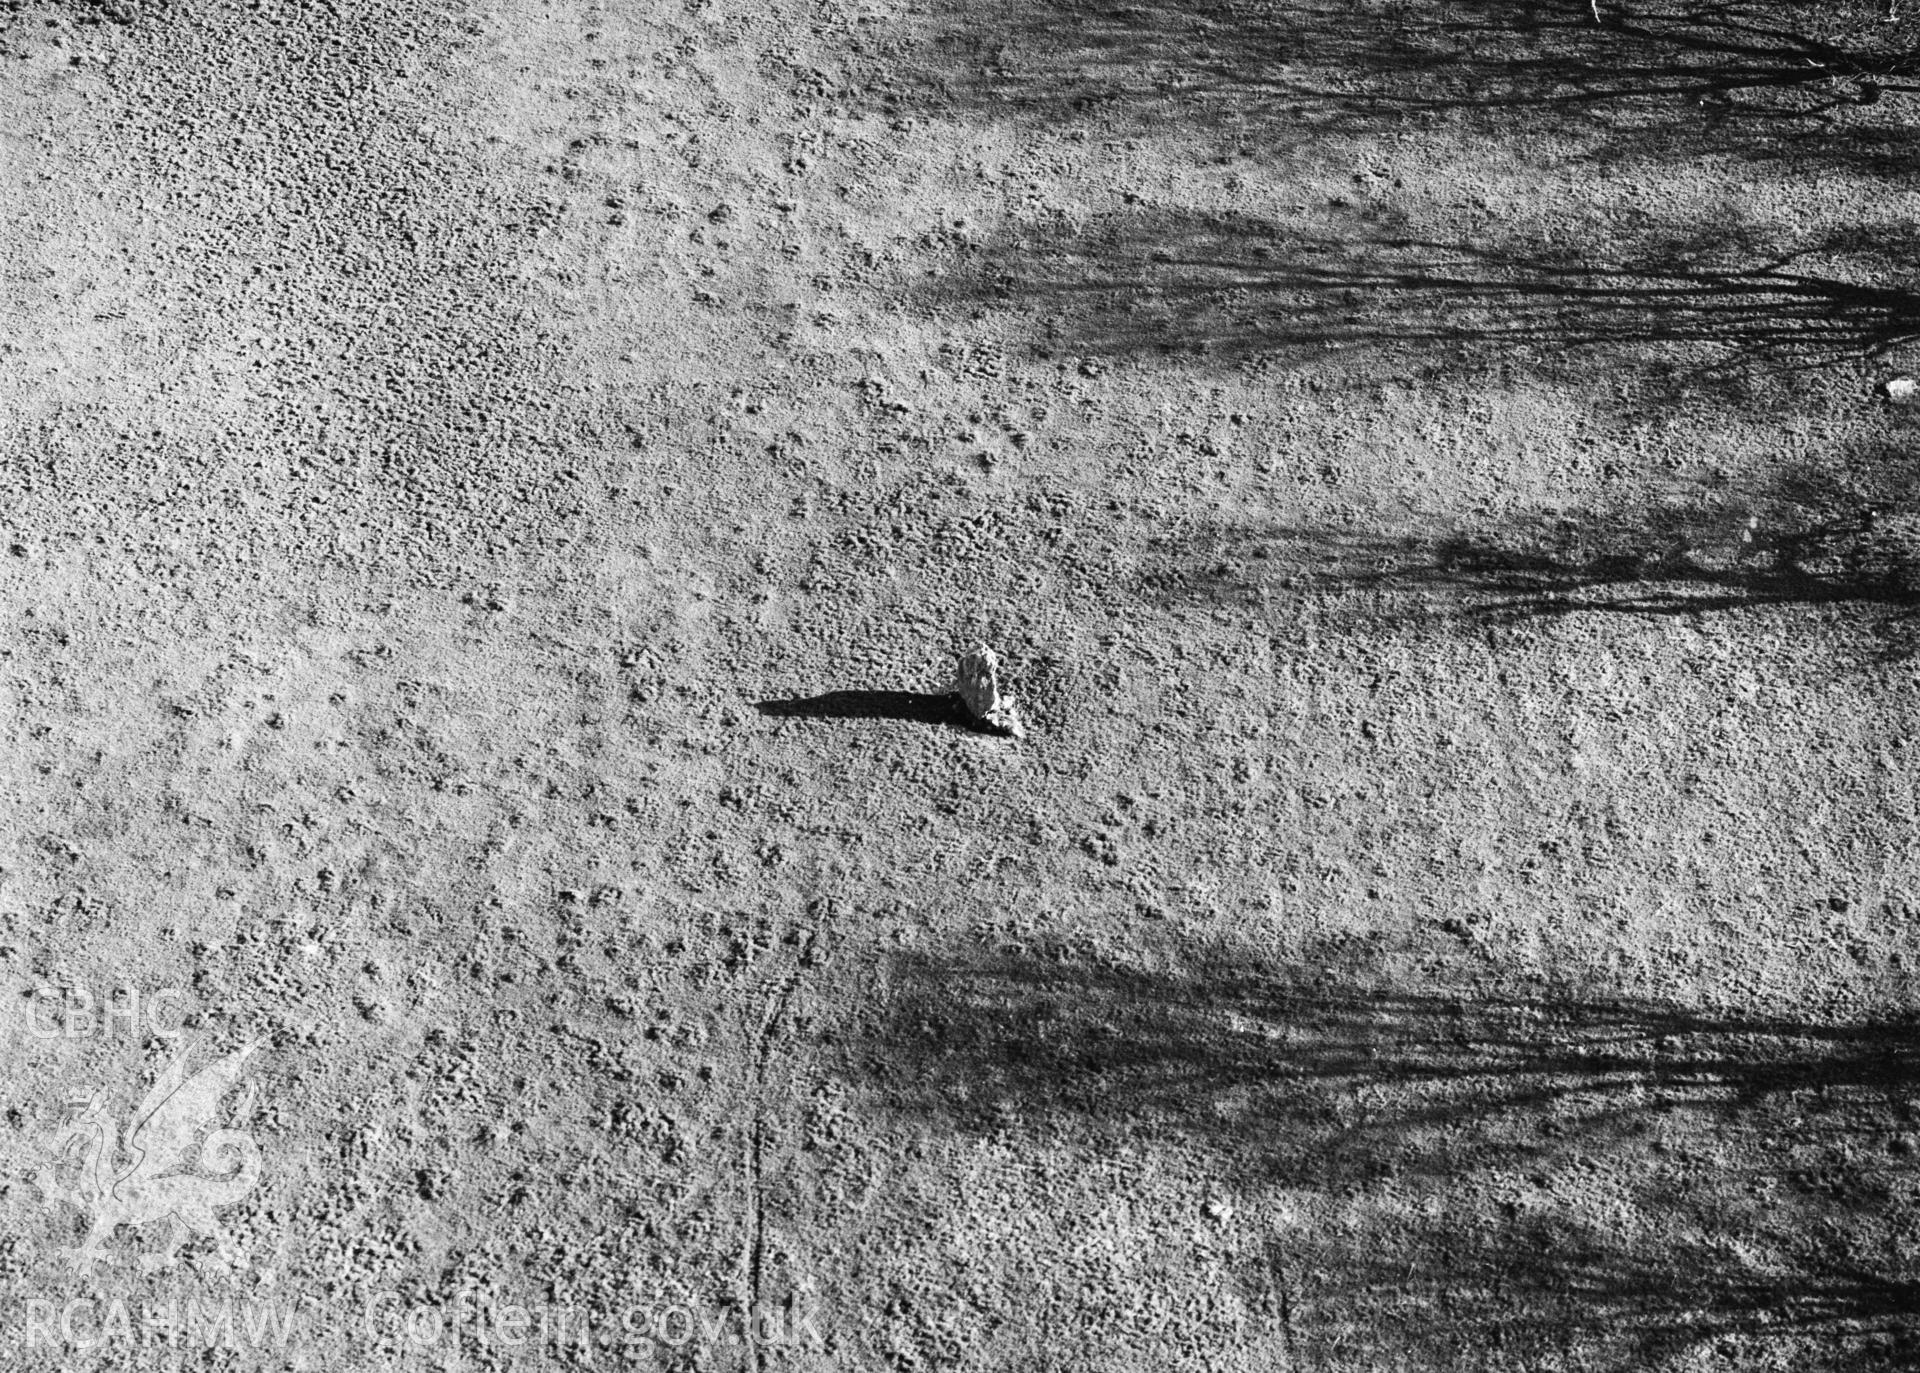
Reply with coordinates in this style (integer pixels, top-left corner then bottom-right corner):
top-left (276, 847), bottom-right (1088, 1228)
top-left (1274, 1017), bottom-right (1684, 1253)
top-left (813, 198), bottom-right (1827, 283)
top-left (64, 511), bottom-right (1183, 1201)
top-left (1, 0), bottom-right (1918, 1368)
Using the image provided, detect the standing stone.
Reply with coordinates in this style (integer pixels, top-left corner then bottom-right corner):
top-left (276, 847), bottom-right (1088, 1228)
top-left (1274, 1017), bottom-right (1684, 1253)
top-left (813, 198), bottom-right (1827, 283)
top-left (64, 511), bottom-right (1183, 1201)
top-left (951, 645), bottom-right (1027, 739)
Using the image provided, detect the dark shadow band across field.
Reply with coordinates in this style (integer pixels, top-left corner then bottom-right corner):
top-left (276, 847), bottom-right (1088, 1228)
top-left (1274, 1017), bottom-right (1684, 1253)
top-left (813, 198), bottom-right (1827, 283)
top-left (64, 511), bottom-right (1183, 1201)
top-left (1135, 451), bottom-right (1920, 652)
top-left (934, 213), bottom-right (1920, 385)
top-left (887, 3), bottom-right (1920, 394)
top-left (861, 948), bottom-right (1920, 1182)
top-left (853, 945), bottom-right (1920, 1369)
top-left (902, 0), bottom-right (1920, 171)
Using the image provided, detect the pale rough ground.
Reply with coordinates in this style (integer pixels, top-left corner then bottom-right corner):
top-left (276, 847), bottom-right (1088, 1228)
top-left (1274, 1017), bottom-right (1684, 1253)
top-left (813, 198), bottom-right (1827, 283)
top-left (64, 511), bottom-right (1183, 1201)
top-left (1, 0), bottom-right (1919, 1369)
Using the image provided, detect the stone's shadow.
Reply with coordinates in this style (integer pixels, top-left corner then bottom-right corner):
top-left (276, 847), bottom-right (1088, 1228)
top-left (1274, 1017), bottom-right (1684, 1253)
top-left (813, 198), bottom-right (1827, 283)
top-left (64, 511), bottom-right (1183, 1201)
top-left (754, 689), bottom-right (978, 729)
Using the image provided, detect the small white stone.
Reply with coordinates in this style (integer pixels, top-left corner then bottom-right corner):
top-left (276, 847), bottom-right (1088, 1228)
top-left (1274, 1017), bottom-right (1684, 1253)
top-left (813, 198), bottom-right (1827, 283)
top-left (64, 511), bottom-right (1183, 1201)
top-left (951, 645), bottom-right (1027, 739)
top-left (1880, 376), bottom-right (1919, 404)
